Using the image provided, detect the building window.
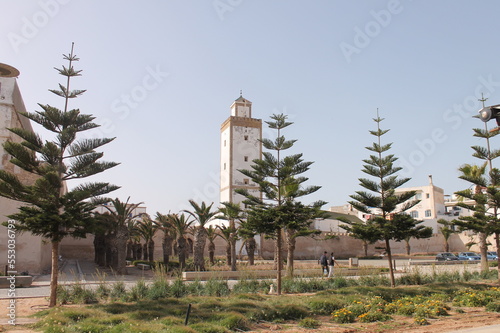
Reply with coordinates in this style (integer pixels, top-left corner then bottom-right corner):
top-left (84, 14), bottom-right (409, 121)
top-left (244, 178), bottom-right (249, 185)
top-left (244, 135), bottom-right (248, 141)
top-left (415, 193), bottom-right (422, 200)
top-left (244, 156), bottom-right (248, 162)
top-left (426, 193), bottom-right (430, 199)
top-left (425, 210), bottom-right (432, 217)
top-left (410, 211), bottom-right (419, 218)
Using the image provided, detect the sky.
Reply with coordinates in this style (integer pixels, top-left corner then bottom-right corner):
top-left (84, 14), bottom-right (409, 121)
top-left (2, 0), bottom-right (500, 216)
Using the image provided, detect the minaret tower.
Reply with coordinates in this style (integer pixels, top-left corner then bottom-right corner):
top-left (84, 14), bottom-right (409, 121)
top-left (220, 93), bottom-right (262, 205)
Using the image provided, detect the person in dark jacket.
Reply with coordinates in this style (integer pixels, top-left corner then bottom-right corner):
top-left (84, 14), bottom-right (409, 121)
top-left (319, 251), bottom-right (329, 275)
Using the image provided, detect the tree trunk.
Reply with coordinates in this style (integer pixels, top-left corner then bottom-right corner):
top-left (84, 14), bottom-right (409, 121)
top-left (405, 239), bottom-right (411, 256)
top-left (105, 234), bottom-right (113, 268)
top-left (193, 227), bottom-right (207, 271)
top-left (276, 229), bottom-right (282, 295)
top-left (385, 238), bottom-right (395, 288)
top-left (285, 229), bottom-right (296, 278)
top-left (177, 237), bottom-right (187, 270)
top-left (495, 232), bottom-right (500, 285)
top-left (208, 241), bottom-right (215, 265)
top-left (230, 220), bottom-right (237, 271)
top-left (49, 241), bottom-right (59, 307)
top-left (142, 243), bottom-right (148, 261)
top-left (362, 241), bottom-right (368, 257)
top-left (225, 242), bottom-right (231, 265)
top-left (246, 237), bottom-right (256, 265)
top-left (112, 226), bottom-right (128, 275)
top-left (162, 234), bottom-right (173, 267)
top-left (444, 237), bottom-right (450, 252)
top-left (126, 240), bottom-right (133, 260)
top-left (478, 232), bottom-right (489, 272)
top-left (148, 240), bottom-right (154, 262)
top-left (93, 233), bottom-right (106, 266)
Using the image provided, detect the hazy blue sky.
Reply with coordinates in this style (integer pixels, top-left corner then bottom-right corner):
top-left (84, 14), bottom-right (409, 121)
top-left (2, 0), bottom-right (500, 215)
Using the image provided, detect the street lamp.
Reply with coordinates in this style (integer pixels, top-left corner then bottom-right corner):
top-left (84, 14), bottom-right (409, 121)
top-left (478, 104), bottom-right (500, 126)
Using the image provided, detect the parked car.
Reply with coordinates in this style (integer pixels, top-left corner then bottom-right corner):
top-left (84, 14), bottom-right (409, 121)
top-left (486, 251), bottom-right (498, 260)
top-left (436, 252), bottom-right (459, 261)
top-left (457, 252), bottom-right (481, 261)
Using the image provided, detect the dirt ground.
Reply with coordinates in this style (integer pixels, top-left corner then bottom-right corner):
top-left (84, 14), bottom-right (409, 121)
top-left (1, 297), bottom-right (500, 333)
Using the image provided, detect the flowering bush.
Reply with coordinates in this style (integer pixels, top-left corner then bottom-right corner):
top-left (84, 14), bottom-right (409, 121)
top-left (332, 308), bottom-right (356, 323)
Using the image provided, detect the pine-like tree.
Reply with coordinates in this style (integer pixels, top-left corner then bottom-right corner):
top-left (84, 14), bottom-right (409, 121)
top-left (453, 118), bottom-right (500, 276)
top-left (0, 44), bottom-right (119, 306)
top-left (236, 113), bottom-right (325, 294)
top-left (347, 112), bottom-right (432, 287)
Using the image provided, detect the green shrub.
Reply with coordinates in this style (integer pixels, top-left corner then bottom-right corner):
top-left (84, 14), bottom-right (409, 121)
top-left (189, 323), bottom-right (229, 333)
top-left (332, 308), bottom-right (356, 323)
top-left (299, 317), bottom-right (321, 329)
top-left (147, 278), bottom-right (170, 299)
top-left (203, 279), bottom-right (230, 297)
top-left (307, 298), bottom-right (346, 315)
top-left (357, 310), bottom-right (391, 323)
top-left (110, 281), bottom-right (127, 300)
top-left (275, 304), bottom-right (309, 320)
top-left (486, 301), bottom-right (500, 312)
top-left (171, 278), bottom-right (187, 298)
top-left (218, 311), bottom-right (249, 330)
top-left (128, 279), bottom-right (149, 301)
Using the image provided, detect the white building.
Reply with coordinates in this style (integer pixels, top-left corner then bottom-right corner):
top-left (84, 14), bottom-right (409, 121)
top-left (219, 94), bottom-right (262, 205)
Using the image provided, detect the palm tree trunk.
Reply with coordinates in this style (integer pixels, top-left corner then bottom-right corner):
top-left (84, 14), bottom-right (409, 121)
top-left (193, 227), bottom-right (207, 271)
top-left (226, 242), bottom-right (231, 265)
top-left (49, 241), bottom-right (59, 307)
top-left (230, 220), bottom-right (237, 271)
top-left (142, 243), bottom-right (148, 261)
top-left (177, 237), bottom-right (187, 270)
top-left (162, 234), bottom-right (173, 266)
top-left (148, 240), bottom-right (154, 262)
top-left (93, 234), bottom-right (106, 266)
top-left (208, 241), bottom-right (215, 265)
top-left (246, 237), bottom-right (256, 265)
top-left (113, 226), bottom-right (128, 275)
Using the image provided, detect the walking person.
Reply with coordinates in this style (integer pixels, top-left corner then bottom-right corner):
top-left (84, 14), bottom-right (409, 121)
top-left (319, 251), bottom-right (329, 276)
top-left (327, 252), bottom-right (336, 278)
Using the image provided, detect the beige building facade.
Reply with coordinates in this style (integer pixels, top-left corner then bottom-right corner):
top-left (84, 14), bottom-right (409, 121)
top-left (0, 65), bottom-right (52, 274)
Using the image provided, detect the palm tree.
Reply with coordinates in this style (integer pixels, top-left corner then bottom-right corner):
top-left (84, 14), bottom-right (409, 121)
top-left (217, 202), bottom-right (244, 271)
top-left (135, 213), bottom-right (158, 262)
top-left (184, 200), bottom-right (217, 271)
top-left (168, 213), bottom-right (193, 270)
top-left (206, 225), bottom-right (220, 266)
top-left (217, 225), bottom-right (233, 265)
top-left (457, 162), bottom-right (490, 271)
top-left (154, 212), bottom-right (175, 267)
top-left (101, 197), bottom-right (143, 274)
top-left (238, 219), bottom-right (257, 265)
top-left (437, 218), bottom-right (456, 252)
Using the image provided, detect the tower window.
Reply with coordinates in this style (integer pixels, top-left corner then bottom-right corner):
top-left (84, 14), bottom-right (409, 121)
top-left (244, 135), bottom-right (248, 141)
top-left (224, 163), bottom-right (226, 170)
top-left (224, 140), bottom-right (226, 147)
top-left (425, 209), bottom-right (432, 217)
top-left (244, 178), bottom-right (249, 185)
top-left (426, 193), bottom-right (430, 199)
top-left (244, 156), bottom-right (248, 162)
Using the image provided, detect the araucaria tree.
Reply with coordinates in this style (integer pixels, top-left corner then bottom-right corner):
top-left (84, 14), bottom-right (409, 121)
top-left (0, 44), bottom-right (119, 307)
top-left (453, 120), bottom-right (500, 276)
top-left (346, 113), bottom-right (432, 287)
top-left (237, 113), bottom-right (325, 295)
